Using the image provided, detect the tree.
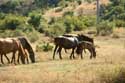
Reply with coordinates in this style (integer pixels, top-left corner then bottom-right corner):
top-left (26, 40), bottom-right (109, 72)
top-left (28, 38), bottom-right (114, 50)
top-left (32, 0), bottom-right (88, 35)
top-left (28, 13), bottom-right (41, 29)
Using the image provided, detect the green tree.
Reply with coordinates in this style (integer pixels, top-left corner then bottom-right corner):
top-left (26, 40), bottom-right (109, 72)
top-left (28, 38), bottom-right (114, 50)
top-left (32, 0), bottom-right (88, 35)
top-left (28, 13), bottom-right (41, 29)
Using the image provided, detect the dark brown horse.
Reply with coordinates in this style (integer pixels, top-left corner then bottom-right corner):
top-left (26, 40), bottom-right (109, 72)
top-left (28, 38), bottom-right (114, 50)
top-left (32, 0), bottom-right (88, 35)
top-left (76, 41), bottom-right (96, 59)
top-left (53, 34), bottom-right (94, 59)
top-left (0, 38), bottom-right (27, 64)
top-left (17, 37), bottom-right (35, 63)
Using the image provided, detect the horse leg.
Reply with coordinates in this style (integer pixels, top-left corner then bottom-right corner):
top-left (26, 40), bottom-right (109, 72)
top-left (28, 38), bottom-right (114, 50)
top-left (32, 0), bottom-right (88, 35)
top-left (70, 48), bottom-right (75, 59)
top-left (72, 48), bottom-right (75, 59)
top-left (80, 50), bottom-right (83, 59)
top-left (1, 54), bottom-right (4, 64)
top-left (93, 48), bottom-right (96, 58)
top-left (58, 47), bottom-right (62, 59)
top-left (64, 49), bottom-right (68, 53)
top-left (24, 50), bottom-right (29, 64)
top-left (11, 52), bottom-right (16, 64)
top-left (89, 49), bottom-right (93, 59)
top-left (53, 45), bottom-right (58, 59)
top-left (17, 53), bottom-right (20, 64)
top-left (4, 54), bottom-right (10, 64)
top-left (83, 49), bottom-right (86, 53)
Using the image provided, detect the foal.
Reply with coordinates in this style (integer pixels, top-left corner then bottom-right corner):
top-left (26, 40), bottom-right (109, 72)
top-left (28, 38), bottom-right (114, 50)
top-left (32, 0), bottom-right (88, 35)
top-left (76, 41), bottom-right (96, 59)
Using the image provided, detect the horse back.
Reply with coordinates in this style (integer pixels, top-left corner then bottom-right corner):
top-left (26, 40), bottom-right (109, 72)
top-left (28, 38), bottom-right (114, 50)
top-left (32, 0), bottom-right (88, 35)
top-left (54, 36), bottom-right (78, 49)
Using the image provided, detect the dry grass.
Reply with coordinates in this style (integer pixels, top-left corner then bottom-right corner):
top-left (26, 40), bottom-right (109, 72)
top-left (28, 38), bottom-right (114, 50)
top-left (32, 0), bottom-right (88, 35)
top-left (0, 29), bottom-right (125, 83)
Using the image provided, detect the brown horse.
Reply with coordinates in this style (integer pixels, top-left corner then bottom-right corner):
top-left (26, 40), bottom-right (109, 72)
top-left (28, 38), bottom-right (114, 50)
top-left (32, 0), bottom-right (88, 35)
top-left (0, 38), bottom-right (27, 64)
top-left (76, 41), bottom-right (96, 59)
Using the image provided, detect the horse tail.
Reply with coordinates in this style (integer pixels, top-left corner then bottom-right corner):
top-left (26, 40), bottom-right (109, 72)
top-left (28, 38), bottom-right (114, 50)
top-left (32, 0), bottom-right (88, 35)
top-left (19, 37), bottom-right (35, 63)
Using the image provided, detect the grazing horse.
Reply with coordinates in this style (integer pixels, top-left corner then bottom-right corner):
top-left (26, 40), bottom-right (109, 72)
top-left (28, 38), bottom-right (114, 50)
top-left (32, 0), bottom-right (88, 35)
top-left (17, 37), bottom-right (35, 63)
top-left (53, 36), bottom-right (79, 59)
top-left (0, 38), bottom-right (27, 64)
top-left (53, 34), bottom-right (94, 59)
top-left (76, 41), bottom-right (96, 59)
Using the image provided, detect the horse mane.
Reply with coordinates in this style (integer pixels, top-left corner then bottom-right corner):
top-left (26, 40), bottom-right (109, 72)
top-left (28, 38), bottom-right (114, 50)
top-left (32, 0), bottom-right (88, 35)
top-left (18, 37), bottom-right (35, 63)
top-left (78, 34), bottom-right (94, 44)
top-left (14, 39), bottom-right (26, 64)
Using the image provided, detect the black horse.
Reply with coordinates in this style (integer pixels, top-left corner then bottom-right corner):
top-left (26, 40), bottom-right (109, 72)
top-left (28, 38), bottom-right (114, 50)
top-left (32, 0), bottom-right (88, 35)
top-left (53, 36), bottom-right (78, 59)
top-left (17, 37), bottom-right (35, 63)
top-left (60, 34), bottom-right (94, 53)
top-left (53, 34), bottom-right (94, 59)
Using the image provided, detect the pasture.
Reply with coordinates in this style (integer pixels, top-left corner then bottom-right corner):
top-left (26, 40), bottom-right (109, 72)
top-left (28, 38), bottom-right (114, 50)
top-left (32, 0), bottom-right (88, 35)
top-left (0, 32), bottom-right (125, 83)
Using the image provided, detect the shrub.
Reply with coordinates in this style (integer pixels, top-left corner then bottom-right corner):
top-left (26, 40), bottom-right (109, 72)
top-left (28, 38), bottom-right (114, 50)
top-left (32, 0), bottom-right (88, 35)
top-left (64, 16), bottom-right (74, 33)
top-left (28, 12), bottom-right (41, 28)
top-left (36, 43), bottom-right (53, 52)
top-left (96, 21), bottom-right (115, 36)
top-left (46, 23), bottom-right (65, 37)
top-left (63, 11), bottom-right (74, 16)
top-left (115, 20), bottom-right (125, 27)
top-left (26, 29), bottom-right (39, 43)
top-left (42, 43), bottom-right (53, 52)
top-left (0, 30), bottom-right (24, 38)
top-left (0, 14), bottom-right (25, 30)
top-left (73, 19), bottom-right (86, 31)
top-left (38, 22), bottom-right (49, 33)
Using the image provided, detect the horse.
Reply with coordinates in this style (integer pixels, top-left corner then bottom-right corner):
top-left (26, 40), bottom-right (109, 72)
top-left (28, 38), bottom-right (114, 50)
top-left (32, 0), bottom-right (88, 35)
top-left (76, 41), bottom-right (96, 59)
top-left (53, 34), bottom-right (94, 59)
top-left (53, 36), bottom-right (79, 59)
top-left (0, 38), bottom-right (27, 64)
top-left (17, 37), bottom-right (35, 63)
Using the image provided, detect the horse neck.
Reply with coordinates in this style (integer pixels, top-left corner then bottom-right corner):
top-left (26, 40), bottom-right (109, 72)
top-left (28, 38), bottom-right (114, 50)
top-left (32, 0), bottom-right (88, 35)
top-left (23, 38), bottom-right (35, 63)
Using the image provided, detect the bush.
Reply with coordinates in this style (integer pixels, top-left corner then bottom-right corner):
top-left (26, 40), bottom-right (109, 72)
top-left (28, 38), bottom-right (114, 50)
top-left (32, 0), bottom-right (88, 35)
top-left (45, 23), bottom-right (65, 37)
top-left (96, 21), bottom-right (115, 36)
top-left (63, 11), bottom-right (74, 16)
top-left (115, 20), bottom-right (125, 27)
top-left (42, 43), bottom-right (53, 52)
top-left (28, 12), bottom-right (41, 28)
top-left (0, 30), bottom-right (24, 38)
top-left (0, 14), bottom-right (25, 30)
top-left (64, 16), bottom-right (74, 33)
top-left (26, 29), bottom-right (40, 43)
top-left (36, 43), bottom-right (53, 52)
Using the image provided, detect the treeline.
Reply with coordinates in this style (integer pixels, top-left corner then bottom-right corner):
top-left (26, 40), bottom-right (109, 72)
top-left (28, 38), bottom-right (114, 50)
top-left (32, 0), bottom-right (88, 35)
top-left (0, 0), bottom-right (124, 39)
top-left (97, 0), bottom-right (125, 35)
top-left (0, 0), bottom-right (96, 40)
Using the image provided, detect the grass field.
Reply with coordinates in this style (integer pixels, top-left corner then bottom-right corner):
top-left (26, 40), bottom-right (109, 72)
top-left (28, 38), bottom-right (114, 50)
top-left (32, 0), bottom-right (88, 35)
top-left (0, 33), bottom-right (125, 83)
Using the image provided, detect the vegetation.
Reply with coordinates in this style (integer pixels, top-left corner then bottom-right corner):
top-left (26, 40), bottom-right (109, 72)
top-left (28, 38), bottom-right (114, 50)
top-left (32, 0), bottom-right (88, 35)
top-left (100, 0), bottom-right (125, 27)
top-left (36, 42), bottom-right (53, 52)
top-left (0, 0), bottom-right (125, 83)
